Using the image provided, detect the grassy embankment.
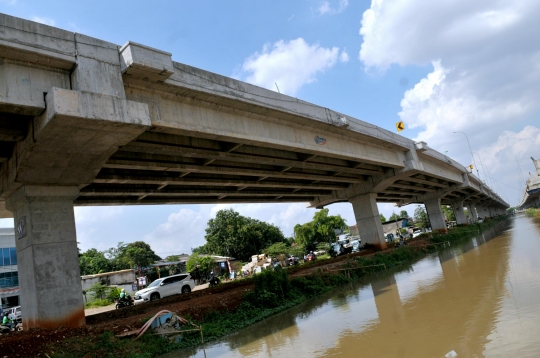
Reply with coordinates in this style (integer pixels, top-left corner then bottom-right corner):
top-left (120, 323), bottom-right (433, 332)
top-left (49, 216), bottom-right (509, 358)
top-left (526, 207), bottom-right (540, 218)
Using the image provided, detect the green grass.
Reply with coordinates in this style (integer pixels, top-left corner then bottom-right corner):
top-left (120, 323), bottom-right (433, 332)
top-left (84, 299), bottom-right (114, 309)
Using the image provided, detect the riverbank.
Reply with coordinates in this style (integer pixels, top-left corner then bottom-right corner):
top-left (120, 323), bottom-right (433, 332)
top-left (0, 216), bottom-right (510, 357)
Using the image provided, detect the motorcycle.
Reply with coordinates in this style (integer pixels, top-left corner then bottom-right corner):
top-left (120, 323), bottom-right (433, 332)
top-left (115, 294), bottom-right (134, 309)
top-left (0, 324), bottom-right (12, 334)
top-left (208, 274), bottom-right (221, 288)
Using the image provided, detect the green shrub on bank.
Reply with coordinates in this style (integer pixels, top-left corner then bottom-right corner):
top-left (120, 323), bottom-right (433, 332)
top-left (84, 298), bottom-right (113, 309)
top-left (526, 208), bottom-right (539, 218)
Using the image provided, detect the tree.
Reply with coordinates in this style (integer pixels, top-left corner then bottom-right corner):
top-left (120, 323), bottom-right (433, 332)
top-left (118, 241), bottom-right (161, 271)
top-left (414, 206), bottom-right (430, 228)
top-left (202, 209), bottom-right (286, 261)
top-left (263, 242), bottom-right (290, 258)
top-left (380, 214), bottom-right (386, 223)
top-left (186, 254), bottom-right (216, 278)
top-left (104, 242), bottom-right (128, 271)
top-left (79, 248), bottom-right (111, 275)
top-left (400, 210), bottom-right (409, 218)
top-left (388, 212), bottom-right (401, 221)
top-left (293, 208), bottom-right (347, 248)
top-left (88, 282), bottom-right (108, 300)
top-left (165, 255), bottom-right (180, 262)
top-left (441, 206), bottom-right (455, 221)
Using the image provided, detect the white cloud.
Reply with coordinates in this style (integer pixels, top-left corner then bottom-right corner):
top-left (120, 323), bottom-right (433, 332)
top-left (31, 16), bottom-right (55, 26)
top-left (340, 50), bottom-right (350, 63)
top-left (144, 208), bottom-right (208, 257)
top-left (240, 38), bottom-right (342, 96)
top-left (359, 0), bottom-right (540, 205)
top-left (75, 206), bottom-right (124, 224)
top-left (68, 22), bottom-right (81, 33)
top-left (318, 1), bottom-right (331, 15)
top-left (317, 0), bottom-right (349, 16)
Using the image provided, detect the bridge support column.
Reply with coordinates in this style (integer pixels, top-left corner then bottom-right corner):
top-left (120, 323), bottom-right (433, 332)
top-left (349, 193), bottom-right (386, 249)
top-left (467, 203), bottom-right (478, 223)
top-left (6, 185), bottom-right (85, 329)
top-left (451, 201), bottom-right (468, 225)
top-left (476, 205), bottom-right (486, 219)
top-left (424, 198), bottom-right (447, 232)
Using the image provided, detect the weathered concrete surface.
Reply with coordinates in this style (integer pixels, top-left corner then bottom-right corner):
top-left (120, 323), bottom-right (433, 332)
top-left (350, 193), bottom-right (386, 249)
top-left (452, 201), bottom-right (468, 225)
top-left (467, 202), bottom-right (479, 223)
top-left (0, 88), bottom-right (151, 202)
top-left (424, 198), bottom-right (447, 231)
top-left (519, 156), bottom-right (540, 209)
top-left (5, 185), bottom-right (84, 329)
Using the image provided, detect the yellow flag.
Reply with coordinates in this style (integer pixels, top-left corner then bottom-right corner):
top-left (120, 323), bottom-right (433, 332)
top-left (396, 121), bottom-right (405, 132)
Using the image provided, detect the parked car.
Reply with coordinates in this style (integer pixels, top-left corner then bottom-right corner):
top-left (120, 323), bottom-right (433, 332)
top-left (351, 239), bottom-right (362, 252)
top-left (412, 229), bottom-right (423, 238)
top-left (134, 273), bottom-right (195, 304)
top-left (7, 306), bottom-right (21, 321)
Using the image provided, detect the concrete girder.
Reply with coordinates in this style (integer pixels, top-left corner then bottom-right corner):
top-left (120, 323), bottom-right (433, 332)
top-left (138, 131), bottom-right (384, 173)
top-left (121, 142), bottom-right (383, 177)
top-left (75, 197), bottom-right (315, 205)
top-left (310, 147), bottom-right (426, 207)
top-left (101, 161), bottom-right (359, 184)
top-left (80, 187), bottom-right (330, 197)
top-left (93, 172), bottom-right (348, 190)
top-left (125, 86), bottom-right (408, 169)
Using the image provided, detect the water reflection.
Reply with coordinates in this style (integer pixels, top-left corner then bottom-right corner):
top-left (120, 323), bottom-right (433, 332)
top-left (167, 218), bottom-right (540, 358)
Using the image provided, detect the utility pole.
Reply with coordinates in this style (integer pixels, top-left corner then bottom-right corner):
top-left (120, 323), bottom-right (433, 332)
top-left (453, 131), bottom-right (479, 179)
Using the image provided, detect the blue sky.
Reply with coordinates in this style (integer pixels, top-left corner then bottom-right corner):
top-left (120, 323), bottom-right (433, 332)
top-left (1, 0), bottom-right (539, 257)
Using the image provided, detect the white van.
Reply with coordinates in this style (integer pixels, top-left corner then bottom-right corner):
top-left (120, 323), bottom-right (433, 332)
top-left (7, 306), bottom-right (21, 321)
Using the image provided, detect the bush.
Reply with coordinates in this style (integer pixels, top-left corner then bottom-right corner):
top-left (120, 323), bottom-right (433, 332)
top-left (84, 298), bottom-right (112, 309)
top-left (107, 287), bottom-right (122, 302)
top-left (246, 267), bottom-right (290, 307)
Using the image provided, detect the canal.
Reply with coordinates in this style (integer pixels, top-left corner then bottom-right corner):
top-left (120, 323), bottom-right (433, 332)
top-left (168, 215), bottom-right (540, 357)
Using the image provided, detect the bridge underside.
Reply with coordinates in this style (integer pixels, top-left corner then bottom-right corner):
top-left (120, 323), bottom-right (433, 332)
top-left (77, 131), bottom-right (468, 206)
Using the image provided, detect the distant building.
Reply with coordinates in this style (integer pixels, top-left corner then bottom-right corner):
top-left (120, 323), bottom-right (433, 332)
top-left (81, 269), bottom-right (137, 297)
top-left (0, 228), bottom-right (19, 310)
top-left (349, 218), bottom-right (412, 237)
top-left (382, 219), bottom-right (407, 235)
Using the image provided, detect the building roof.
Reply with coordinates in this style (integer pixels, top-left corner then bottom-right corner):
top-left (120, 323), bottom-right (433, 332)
top-left (0, 286), bottom-right (19, 297)
top-left (80, 269), bottom-right (134, 280)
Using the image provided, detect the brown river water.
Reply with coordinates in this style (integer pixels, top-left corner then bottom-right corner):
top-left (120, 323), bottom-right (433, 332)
top-left (166, 215), bottom-right (540, 358)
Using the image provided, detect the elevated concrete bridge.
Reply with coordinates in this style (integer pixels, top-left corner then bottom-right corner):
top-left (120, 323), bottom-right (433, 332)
top-left (0, 14), bottom-right (508, 329)
top-left (518, 156), bottom-right (540, 209)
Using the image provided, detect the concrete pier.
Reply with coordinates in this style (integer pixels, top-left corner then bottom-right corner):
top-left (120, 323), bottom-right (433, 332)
top-left (468, 202), bottom-right (479, 223)
top-left (350, 193), bottom-right (386, 249)
top-left (452, 201), bottom-right (468, 225)
top-left (6, 186), bottom-right (85, 329)
top-left (424, 198), bottom-right (447, 231)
